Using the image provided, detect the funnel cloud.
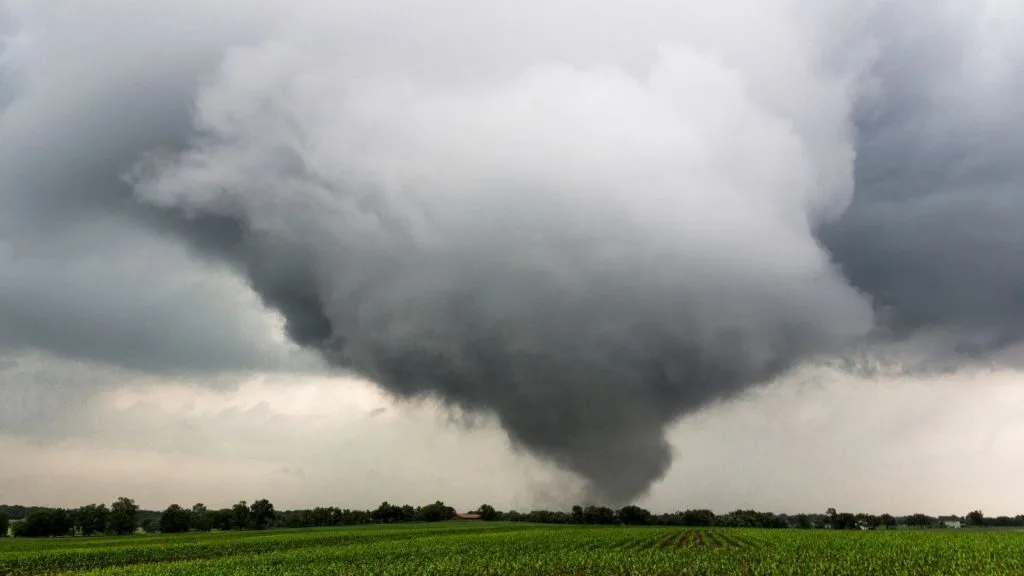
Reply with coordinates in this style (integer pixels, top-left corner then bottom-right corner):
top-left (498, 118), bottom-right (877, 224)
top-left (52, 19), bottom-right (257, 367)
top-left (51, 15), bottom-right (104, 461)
top-left (1, 0), bottom-right (1023, 503)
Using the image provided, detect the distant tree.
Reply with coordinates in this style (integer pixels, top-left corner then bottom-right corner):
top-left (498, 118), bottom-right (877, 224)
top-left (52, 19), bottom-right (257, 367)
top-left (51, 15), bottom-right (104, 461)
top-left (833, 513), bottom-right (858, 530)
top-left (211, 509), bottom-right (233, 531)
top-left (73, 504), bottom-right (110, 536)
top-left (231, 501), bottom-right (250, 530)
top-left (476, 504), bottom-right (498, 521)
top-left (857, 513), bottom-right (881, 530)
top-left (966, 510), bottom-right (984, 526)
top-left (582, 506), bottom-right (616, 525)
top-left (400, 505), bottom-right (417, 522)
top-left (570, 505), bottom-right (584, 524)
top-left (880, 514), bottom-right (897, 529)
top-left (794, 514), bottom-right (812, 529)
top-left (107, 497), bottom-right (140, 535)
top-left (278, 510), bottom-right (304, 528)
top-left (329, 507), bottom-right (345, 526)
top-left (0, 506), bottom-right (29, 521)
top-left (140, 518), bottom-right (159, 534)
top-left (417, 501), bottom-right (455, 522)
top-left (16, 508), bottom-right (73, 537)
top-left (681, 509), bottom-right (715, 527)
top-left (524, 509), bottom-right (570, 524)
top-left (249, 499), bottom-right (275, 530)
top-left (616, 505), bottom-right (651, 525)
top-left (327, 506), bottom-right (342, 526)
top-left (371, 501), bottom-right (404, 523)
top-left (191, 504), bottom-right (212, 532)
top-left (716, 510), bottom-right (787, 529)
top-left (903, 513), bottom-right (935, 528)
top-left (310, 506), bottom-right (334, 527)
top-left (308, 507), bottom-right (324, 527)
top-left (0, 511), bottom-right (8, 537)
top-left (340, 509), bottom-right (370, 525)
top-left (159, 504), bottom-right (191, 534)
top-left (825, 507), bottom-right (838, 529)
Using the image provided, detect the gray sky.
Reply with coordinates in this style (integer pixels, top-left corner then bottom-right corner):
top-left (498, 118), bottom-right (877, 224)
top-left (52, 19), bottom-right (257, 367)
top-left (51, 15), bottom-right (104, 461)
top-left (2, 0), bottom-right (1023, 514)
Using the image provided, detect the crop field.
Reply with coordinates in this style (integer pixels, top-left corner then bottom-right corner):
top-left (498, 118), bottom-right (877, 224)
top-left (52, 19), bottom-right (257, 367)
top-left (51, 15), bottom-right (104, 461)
top-left (3, 522), bottom-right (1024, 576)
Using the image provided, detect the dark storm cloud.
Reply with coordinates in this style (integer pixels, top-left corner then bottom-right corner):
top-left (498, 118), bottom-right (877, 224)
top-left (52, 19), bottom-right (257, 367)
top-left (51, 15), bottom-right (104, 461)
top-left (1, 0), bottom-right (1022, 503)
top-left (0, 2), bottom-right (319, 375)
top-left (823, 2), bottom-right (1024, 354)
top-left (127, 0), bottom-right (877, 504)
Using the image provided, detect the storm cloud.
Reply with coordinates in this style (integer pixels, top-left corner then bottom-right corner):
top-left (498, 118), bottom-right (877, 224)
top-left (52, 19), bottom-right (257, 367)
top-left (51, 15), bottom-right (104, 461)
top-left (822, 1), bottom-right (1024, 353)
top-left (1, 0), bottom-right (1022, 503)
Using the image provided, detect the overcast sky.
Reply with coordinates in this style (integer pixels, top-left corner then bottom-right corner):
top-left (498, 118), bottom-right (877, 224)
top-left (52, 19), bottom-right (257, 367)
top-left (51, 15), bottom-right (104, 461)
top-left (2, 0), bottom-right (1023, 515)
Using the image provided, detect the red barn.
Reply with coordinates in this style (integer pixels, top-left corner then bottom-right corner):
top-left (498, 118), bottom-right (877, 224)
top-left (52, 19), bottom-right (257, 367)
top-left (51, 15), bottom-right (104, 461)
top-left (453, 513), bottom-right (482, 520)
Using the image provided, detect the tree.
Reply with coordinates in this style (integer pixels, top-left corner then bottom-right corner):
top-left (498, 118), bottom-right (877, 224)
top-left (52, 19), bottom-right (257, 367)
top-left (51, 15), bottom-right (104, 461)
top-left (966, 510), bottom-right (985, 526)
top-left (570, 505), bottom-right (584, 524)
top-left (880, 514), bottom-right (897, 529)
top-left (371, 501), bottom-right (403, 523)
top-left (211, 508), bottom-right (233, 531)
top-left (833, 513), bottom-right (858, 530)
top-left (310, 507), bottom-right (334, 527)
top-left (476, 504), bottom-right (498, 521)
top-left (160, 504), bottom-right (191, 534)
top-left (73, 504), bottom-right (110, 536)
top-left (582, 506), bottom-right (616, 525)
top-left (857, 513), bottom-right (881, 530)
top-left (231, 501), bottom-right (250, 530)
top-left (825, 507), bottom-right (838, 529)
top-left (0, 511), bottom-right (8, 537)
top-left (715, 510), bottom-right (786, 529)
top-left (794, 514), bottom-right (813, 529)
top-left (400, 505), bottom-right (417, 522)
top-left (15, 508), bottom-right (73, 537)
top-left (616, 505), bottom-right (651, 525)
top-left (417, 501), bottom-right (455, 522)
top-left (903, 513), bottom-right (935, 528)
top-left (191, 504), bottom-right (212, 532)
top-left (681, 509), bottom-right (715, 527)
top-left (340, 509), bottom-right (370, 525)
top-left (108, 497), bottom-right (140, 535)
top-left (249, 499), bottom-right (275, 530)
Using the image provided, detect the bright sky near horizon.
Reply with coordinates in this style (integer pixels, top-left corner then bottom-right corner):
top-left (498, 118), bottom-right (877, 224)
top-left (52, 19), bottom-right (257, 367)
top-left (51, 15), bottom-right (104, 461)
top-left (5, 348), bottom-right (1023, 516)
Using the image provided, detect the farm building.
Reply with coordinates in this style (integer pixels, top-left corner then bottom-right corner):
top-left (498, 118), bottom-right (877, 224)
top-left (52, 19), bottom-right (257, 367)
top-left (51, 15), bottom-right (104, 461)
top-left (453, 513), bottom-right (482, 521)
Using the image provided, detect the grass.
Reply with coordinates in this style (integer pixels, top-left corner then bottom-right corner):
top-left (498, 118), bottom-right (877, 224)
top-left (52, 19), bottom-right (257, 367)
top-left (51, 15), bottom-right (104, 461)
top-left (3, 522), bottom-right (1024, 575)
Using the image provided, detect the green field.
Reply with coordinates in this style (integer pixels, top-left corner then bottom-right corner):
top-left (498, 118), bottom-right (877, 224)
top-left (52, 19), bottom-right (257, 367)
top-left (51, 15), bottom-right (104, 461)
top-left (3, 522), bottom-right (1024, 575)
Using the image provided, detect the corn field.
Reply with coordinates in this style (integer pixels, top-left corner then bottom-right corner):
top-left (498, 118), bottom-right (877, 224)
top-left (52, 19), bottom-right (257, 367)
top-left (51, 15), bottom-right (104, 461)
top-left (3, 523), bottom-right (1023, 575)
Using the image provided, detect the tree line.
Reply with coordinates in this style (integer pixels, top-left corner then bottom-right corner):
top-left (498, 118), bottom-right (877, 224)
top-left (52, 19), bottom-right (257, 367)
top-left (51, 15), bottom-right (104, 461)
top-left (0, 498), bottom-right (141, 538)
top-left (3, 500), bottom-right (1021, 537)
